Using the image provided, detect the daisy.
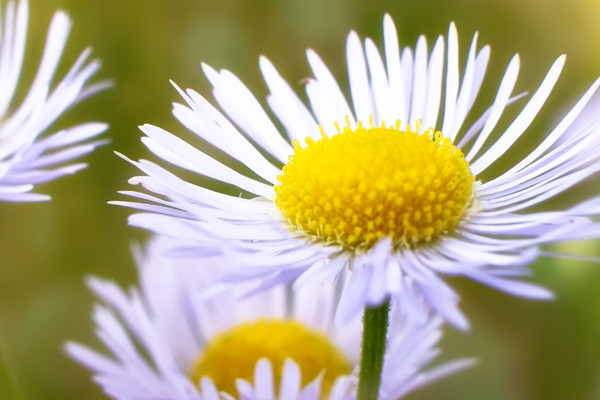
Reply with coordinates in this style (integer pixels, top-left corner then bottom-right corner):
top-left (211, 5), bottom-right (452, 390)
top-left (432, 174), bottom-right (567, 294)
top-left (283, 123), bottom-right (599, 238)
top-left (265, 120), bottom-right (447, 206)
top-left (114, 14), bottom-right (600, 330)
top-left (0, 0), bottom-right (109, 202)
top-left (66, 236), bottom-right (472, 400)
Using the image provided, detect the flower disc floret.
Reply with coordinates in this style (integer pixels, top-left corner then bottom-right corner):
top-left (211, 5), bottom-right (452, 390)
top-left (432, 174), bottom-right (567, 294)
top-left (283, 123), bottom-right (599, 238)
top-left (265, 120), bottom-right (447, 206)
top-left (191, 319), bottom-right (352, 396)
top-left (275, 122), bottom-right (476, 251)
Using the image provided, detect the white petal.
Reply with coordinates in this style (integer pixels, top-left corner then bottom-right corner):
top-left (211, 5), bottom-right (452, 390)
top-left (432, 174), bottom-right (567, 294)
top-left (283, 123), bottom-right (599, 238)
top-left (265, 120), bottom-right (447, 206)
top-left (202, 63), bottom-right (293, 163)
top-left (383, 14), bottom-right (408, 123)
top-left (470, 56), bottom-right (565, 174)
top-left (346, 31), bottom-right (373, 123)
top-left (260, 56), bottom-right (320, 143)
top-left (279, 359), bottom-right (301, 399)
top-left (408, 35), bottom-right (428, 126)
top-left (465, 54), bottom-right (520, 161)
top-left (365, 38), bottom-right (390, 125)
top-left (306, 49), bottom-right (355, 127)
top-left (441, 23), bottom-right (459, 134)
top-left (422, 35), bottom-right (444, 130)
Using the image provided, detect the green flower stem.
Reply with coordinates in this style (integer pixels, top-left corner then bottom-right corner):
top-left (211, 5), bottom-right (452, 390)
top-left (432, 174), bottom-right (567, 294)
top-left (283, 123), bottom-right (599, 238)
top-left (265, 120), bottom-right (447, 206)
top-left (357, 298), bottom-right (390, 400)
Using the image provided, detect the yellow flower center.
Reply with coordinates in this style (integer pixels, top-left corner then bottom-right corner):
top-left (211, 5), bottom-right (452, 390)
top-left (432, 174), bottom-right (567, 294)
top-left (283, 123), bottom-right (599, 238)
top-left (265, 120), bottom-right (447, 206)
top-left (190, 319), bottom-right (352, 396)
top-left (274, 121), bottom-right (476, 251)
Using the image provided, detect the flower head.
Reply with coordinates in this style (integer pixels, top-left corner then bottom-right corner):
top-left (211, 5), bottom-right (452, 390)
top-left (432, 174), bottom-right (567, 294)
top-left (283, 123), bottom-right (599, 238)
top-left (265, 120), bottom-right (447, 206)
top-left (115, 15), bottom-right (600, 328)
top-left (67, 236), bottom-right (470, 400)
top-left (0, 0), bottom-right (109, 202)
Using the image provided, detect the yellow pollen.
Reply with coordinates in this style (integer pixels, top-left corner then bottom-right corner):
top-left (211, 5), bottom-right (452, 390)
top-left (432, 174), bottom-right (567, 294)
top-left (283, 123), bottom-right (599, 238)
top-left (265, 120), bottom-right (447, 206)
top-left (190, 319), bottom-right (352, 396)
top-left (274, 121), bottom-right (476, 251)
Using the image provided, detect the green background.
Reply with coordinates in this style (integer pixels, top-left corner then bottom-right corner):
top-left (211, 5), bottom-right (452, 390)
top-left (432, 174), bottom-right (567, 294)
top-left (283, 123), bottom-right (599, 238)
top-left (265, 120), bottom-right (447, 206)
top-left (1, 0), bottom-right (600, 399)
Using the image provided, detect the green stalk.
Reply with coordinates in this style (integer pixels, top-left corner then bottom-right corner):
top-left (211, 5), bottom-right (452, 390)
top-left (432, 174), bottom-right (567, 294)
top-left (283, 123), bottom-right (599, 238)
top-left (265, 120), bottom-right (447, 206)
top-left (357, 298), bottom-right (390, 400)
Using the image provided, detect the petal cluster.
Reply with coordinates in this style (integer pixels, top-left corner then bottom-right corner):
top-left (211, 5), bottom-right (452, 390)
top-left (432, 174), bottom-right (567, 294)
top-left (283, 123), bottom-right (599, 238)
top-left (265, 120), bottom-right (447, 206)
top-left (0, 0), bottom-right (109, 202)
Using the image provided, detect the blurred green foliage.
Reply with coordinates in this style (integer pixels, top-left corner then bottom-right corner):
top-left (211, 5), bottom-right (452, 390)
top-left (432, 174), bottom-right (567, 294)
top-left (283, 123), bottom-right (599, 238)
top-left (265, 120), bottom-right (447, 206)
top-left (1, 0), bottom-right (600, 399)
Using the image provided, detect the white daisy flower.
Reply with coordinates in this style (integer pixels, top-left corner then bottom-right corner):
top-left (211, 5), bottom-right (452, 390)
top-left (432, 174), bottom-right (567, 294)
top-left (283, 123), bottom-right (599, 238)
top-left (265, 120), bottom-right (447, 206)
top-left (66, 236), bottom-right (473, 400)
top-left (0, 0), bottom-right (109, 202)
top-left (115, 14), bottom-right (600, 329)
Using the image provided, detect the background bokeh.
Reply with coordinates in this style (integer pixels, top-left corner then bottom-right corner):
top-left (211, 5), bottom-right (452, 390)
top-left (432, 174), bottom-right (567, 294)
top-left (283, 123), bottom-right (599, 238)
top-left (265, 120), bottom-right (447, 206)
top-left (1, 0), bottom-right (600, 399)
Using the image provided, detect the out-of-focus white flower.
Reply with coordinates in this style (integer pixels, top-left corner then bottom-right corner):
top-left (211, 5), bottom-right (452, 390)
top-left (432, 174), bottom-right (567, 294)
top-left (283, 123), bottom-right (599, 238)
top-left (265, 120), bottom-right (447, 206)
top-left (67, 236), bottom-right (472, 400)
top-left (0, 0), bottom-right (109, 202)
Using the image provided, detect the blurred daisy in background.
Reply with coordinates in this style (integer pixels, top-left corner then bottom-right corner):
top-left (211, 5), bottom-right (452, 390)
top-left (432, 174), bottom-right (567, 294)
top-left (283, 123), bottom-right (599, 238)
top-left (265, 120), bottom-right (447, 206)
top-left (0, 0), bottom-right (109, 202)
top-left (115, 14), bottom-right (600, 329)
top-left (66, 236), bottom-right (472, 400)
